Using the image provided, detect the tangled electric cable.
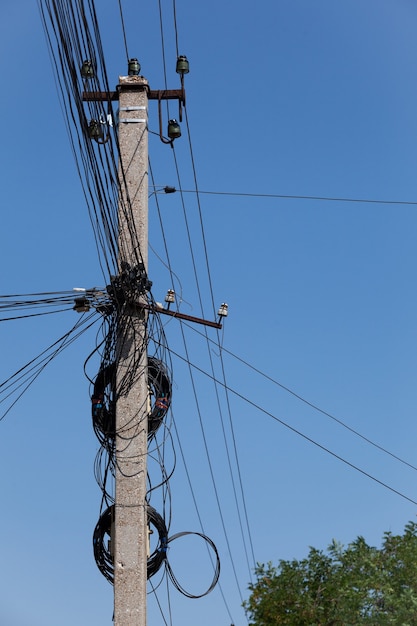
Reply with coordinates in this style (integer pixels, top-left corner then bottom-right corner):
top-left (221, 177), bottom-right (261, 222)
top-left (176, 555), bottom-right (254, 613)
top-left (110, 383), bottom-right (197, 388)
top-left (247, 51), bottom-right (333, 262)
top-left (93, 504), bottom-right (169, 584)
top-left (91, 356), bottom-right (172, 445)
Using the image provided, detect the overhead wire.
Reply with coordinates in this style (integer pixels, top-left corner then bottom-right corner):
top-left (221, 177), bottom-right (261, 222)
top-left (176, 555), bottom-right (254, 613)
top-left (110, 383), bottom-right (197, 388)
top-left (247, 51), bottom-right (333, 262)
top-left (148, 114), bottom-right (186, 307)
top-left (148, 4), bottom-right (251, 617)
top-left (39, 1), bottom-right (174, 603)
top-left (176, 319), bottom-right (247, 605)
top-left (38, 0), bottom-right (406, 616)
top-left (39, 0), bottom-right (153, 283)
top-left (153, 10), bottom-right (252, 610)
top-left (36, 1), bottom-right (252, 623)
top-left (178, 96), bottom-right (258, 578)
top-left (171, 417), bottom-right (237, 625)
top-left (174, 189), bottom-right (417, 207)
top-left (0, 310), bottom-right (98, 421)
top-left (172, 0), bottom-right (179, 58)
top-left (10, 5), bottom-right (417, 626)
top-left (184, 323), bottom-right (417, 474)
top-left (215, 338), bottom-right (257, 573)
top-left (153, 0), bottom-right (257, 610)
top-left (167, 344), bottom-right (417, 506)
top-left (117, 0), bottom-right (129, 62)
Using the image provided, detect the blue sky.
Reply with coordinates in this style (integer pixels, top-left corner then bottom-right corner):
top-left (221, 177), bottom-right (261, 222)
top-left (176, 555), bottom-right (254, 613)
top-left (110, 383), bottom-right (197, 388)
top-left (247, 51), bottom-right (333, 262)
top-left (2, 1), bottom-right (417, 625)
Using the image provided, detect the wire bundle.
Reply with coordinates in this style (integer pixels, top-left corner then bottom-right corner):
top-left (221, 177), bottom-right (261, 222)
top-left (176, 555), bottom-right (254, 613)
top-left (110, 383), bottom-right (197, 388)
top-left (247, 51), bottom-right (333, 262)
top-left (93, 504), bottom-right (169, 584)
top-left (38, 0), bottom-right (224, 614)
top-left (6, 6), bottom-right (417, 625)
top-left (87, 287), bottom-right (175, 582)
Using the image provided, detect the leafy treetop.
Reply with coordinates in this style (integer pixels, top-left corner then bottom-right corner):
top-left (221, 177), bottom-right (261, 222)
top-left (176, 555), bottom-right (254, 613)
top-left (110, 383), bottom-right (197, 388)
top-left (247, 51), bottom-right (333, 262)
top-left (244, 521), bottom-right (417, 626)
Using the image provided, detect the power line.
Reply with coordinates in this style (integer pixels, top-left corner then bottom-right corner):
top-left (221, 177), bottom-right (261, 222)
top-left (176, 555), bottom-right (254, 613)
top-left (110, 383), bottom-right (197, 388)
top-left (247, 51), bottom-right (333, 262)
top-left (167, 189), bottom-right (417, 207)
top-left (183, 324), bottom-right (417, 474)
top-left (117, 0), bottom-right (129, 61)
top-left (167, 345), bottom-right (417, 507)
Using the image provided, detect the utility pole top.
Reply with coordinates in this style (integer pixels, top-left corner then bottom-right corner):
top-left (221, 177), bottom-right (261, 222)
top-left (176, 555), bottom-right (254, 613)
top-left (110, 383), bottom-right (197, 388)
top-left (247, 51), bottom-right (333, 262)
top-left (118, 75), bottom-right (148, 88)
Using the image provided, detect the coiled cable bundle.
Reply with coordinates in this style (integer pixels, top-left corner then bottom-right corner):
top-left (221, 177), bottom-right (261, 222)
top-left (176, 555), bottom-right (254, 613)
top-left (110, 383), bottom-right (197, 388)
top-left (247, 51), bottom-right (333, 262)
top-left (91, 356), bottom-right (172, 445)
top-left (93, 504), bottom-right (169, 584)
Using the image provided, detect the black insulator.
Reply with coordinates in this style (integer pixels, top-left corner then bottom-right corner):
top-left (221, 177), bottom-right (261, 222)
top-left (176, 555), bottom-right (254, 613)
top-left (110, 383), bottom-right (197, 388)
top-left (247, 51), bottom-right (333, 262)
top-left (128, 58), bottom-right (141, 75)
top-left (176, 55), bottom-right (189, 75)
top-left (81, 59), bottom-right (94, 79)
top-left (167, 119), bottom-right (181, 140)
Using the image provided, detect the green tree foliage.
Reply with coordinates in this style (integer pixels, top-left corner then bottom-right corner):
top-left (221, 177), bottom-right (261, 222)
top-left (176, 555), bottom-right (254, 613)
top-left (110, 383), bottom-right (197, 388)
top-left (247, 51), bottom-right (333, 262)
top-left (244, 521), bottom-right (417, 626)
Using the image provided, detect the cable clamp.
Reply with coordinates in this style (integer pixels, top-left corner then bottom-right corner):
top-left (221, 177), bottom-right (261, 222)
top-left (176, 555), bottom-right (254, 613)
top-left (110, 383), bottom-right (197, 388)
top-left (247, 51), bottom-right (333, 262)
top-left (119, 106), bottom-right (147, 111)
top-left (119, 118), bottom-right (147, 123)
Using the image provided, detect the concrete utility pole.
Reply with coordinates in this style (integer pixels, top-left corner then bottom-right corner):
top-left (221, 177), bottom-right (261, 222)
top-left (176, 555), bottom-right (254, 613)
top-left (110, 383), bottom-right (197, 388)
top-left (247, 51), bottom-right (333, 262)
top-left (114, 74), bottom-right (149, 626)
top-left (81, 61), bottom-right (217, 625)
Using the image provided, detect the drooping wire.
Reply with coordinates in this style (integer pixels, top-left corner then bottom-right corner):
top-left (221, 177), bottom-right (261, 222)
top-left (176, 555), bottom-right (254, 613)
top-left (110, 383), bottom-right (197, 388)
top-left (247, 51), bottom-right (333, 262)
top-left (168, 113), bottom-right (243, 570)
top-left (0, 310), bottom-right (98, 421)
top-left (215, 336), bottom-right (257, 574)
top-left (165, 531), bottom-right (220, 598)
top-left (165, 54), bottom-right (257, 598)
top-left (185, 323), bottom-right (417, 474)
top-left (182, 106), bottom-right (217, 317)
top-left (176, 319), bottom-right (246, 605)
top-left (151, 8), bottom-right (256, 606)
top-left (168, 344), bottom-right (417, 507)
top-left (171, 417), bottom-right (237, 624)
top-left (39, 2), bottom-right (224, 620)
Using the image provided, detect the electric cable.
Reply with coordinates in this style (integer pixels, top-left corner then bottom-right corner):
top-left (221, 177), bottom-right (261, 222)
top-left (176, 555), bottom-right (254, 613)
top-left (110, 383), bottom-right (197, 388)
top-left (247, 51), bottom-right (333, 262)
top-left (93, 503), bottom-right (169, 584)
top-left (91, 356), bottom-right (172, 445)
top-left (165, 89), bottom-right (257, 593)
top-left (172, 188), bottom-right (417, 207)
top-left (117, 0), bottom-right (129, 61)
top-left (171, 417), bottom-right (237, 624)
top-left (0, 310), bottom-right (98, 421)
top-left (183, 322), bottom-right (417, 474)
top-left (172, 0), bottom-right (180, 58)
top-left (165, 531), bottom-right (221, 598)
top-left (176, 319), bottom-right (246, 605)
top-left (38, 3), bottom-right (227, 623)
top-left (167, 344), bottom-right (417, 507)
top-left (150, 8), bottom-right (253, 611)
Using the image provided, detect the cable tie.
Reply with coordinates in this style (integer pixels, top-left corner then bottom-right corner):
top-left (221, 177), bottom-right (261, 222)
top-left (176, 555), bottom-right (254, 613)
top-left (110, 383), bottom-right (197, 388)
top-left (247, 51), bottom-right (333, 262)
top-left (119, 118), bottom-right (147, 123)
top-left (119, 106), bottom-right (147, 111)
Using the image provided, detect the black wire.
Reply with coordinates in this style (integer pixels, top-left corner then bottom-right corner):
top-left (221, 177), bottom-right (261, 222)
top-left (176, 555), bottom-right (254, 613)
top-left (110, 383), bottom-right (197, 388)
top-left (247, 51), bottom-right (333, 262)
top-left (167, 104), bottom-right (257, 590)
top-left (184, 322), bottom-right (417, 474)
top-left (165, 531), bottom-right (221, 598)
top-left (0, 311), bottom-right (98, 421)
top-left (172, 0), bottom-right (179, 58)
top-left (38, 3), bottom-right (224, 619)
top-left (93, 504), bottom-right (169, 584)
top-left (183, 107), bottom-right (217, 317)
top-left (153, 12), bottom-right (252, 608)
top-left (176, 189), bottom-right (417, 207)
top-left (171, 417), bottom-right (237, 624)
top-left (158, 0), bottom-right (169, 90)
top-left (118, 0), bottom-right (129, 61)
top-left (176, 319), bottom-right (246, 605)
top-left (215, 336), bottom-right (257, 575)
top-left (0, 308), bottom-right (72, 322)
top-left (167, 345), bottom-right (417, 507)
